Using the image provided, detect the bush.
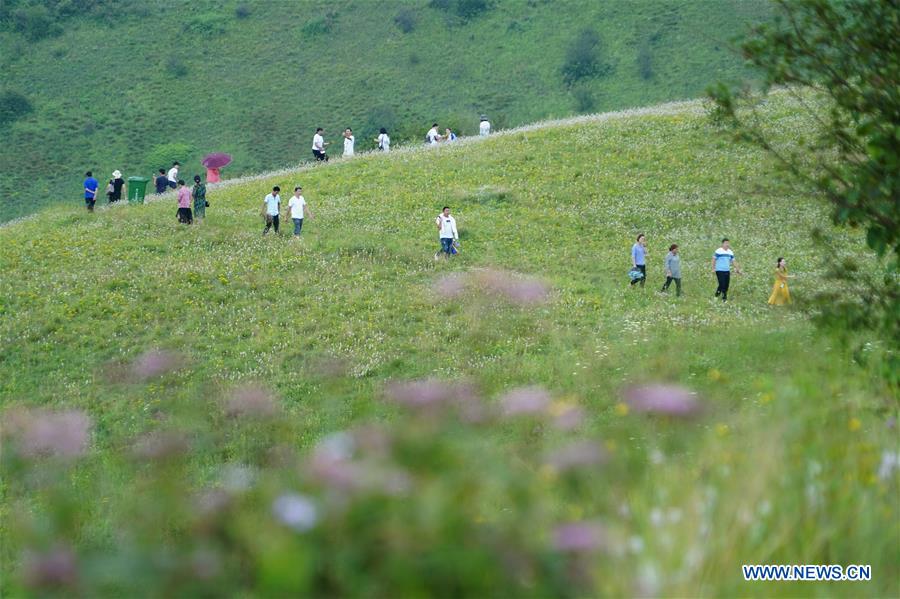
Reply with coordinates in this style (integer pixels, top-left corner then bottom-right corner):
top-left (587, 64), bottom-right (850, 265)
top-left (234, 3), bottom-right (251, 19)
top-left (165, 56), bottom-right (188, 78)
top-left (0, 90), bottom-right (33, 126)
top-left (561, 28), bottom-right (612, 86)
top-left (429, 0), bottom-right (492, 21)
top-left (572, 86), bottom-right (596, 113)
top-left (10, 5), bottom-right (62, 41)
top-left (302, 10), bottom-right (339, 36)
top-left (144, 142), bottom-right (194, 172)
top-left (182, 14), bottom-right (228, 37)
top-left (394, 8), bottom-right (416, 33)
top-left (637, 44), bottom-right (653, 81)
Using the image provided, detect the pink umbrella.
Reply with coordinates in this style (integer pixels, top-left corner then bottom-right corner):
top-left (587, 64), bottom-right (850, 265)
top-left (202, 153), bottom-right (231, 183)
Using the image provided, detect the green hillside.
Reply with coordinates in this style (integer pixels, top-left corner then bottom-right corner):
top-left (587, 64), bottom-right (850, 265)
top-left (0, 0), bottom-right (771, 221)
top-left (1, 93), bottom-right (897, 596)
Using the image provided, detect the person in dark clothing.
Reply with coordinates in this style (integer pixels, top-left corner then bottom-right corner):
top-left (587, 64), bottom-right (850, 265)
top-left (110, 170), bottom-right (125, 203)
top-left (155, 168), bottom-right (169, 194)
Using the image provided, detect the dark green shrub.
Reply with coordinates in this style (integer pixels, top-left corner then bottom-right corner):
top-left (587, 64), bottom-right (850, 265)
top-left (182, 14), bottom-right (228, 37)
top-left (0, 90), bottom-right (33, 126)
top-left (637, 44), bottom-right (653, 81)
top-left (235, 3), bottom-right (251, 19)
top-left (10, 5), bottom-right (62, 41)
top-left (429, 0), bottom-right (492, 21)
top-left (573, 86), bottom-right (596, 113)
top-left (165, 56), bottom-right (188, 78)
top-left (561, 28), bottom-right (612, 86)
top-left (394, 8), bottom-right (416, 33)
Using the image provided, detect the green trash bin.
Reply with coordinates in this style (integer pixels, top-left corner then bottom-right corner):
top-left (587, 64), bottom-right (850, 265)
top-left (127, 177), bottom-right (150, 203)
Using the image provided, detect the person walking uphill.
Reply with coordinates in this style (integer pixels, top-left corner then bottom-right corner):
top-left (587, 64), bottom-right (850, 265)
top-left (767, 257), bottom-right (792, 305)
top-left (262, 186), bottom-right (281, 235)
top-left (630, 234), bottom-right (648, 287)
top-left (436, 206), bottom-right (458, 256)
top-left (192, 175), bottom-right (207, 221)
top-left (713, 238), bottom-right (742, 302)
top-left (288, 186), bottom-right (314, 237)
top-left (176, 180), bottom-right (192, 224)
top-left (661, 244), bottom-right (682, 296)
top-left (83, 170), bottom-right (99, 212)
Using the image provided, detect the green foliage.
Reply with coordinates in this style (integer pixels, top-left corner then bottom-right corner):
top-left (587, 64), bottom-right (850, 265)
top-left (7, 4), bottom-right (63, 40)
top-left (637, 43), bottom-right (653, 81)
top-left (708, 0), bottom-right (900, 382)
top-left (302, 10), bottom-right (339, 37)
top-left (430, 0), bottom-right (493, 21)
top-left (561, 28), bottom-right (613, 87)
top-left (572, 85), bottom-right (596, 113)
top-left (0, 90), bottom-right (33, 126)
top-left (394, 7), bottom-right (417, 33)
top-left (144, 142), bottom-right (194, 172)
top-left (234, 3), bottom-right (251, 19)
top-left (1, 95), bottom-right (897, 596)
top-left (182, 14), bottom-right (228, 37)
top-left (0, 0), bottom-right (773, 222)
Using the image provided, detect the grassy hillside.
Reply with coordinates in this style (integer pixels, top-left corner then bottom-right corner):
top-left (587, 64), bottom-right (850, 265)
top-left (1, 93), bottom-right (897, 596)
top-left (0, 0), bottom-right (771, 221)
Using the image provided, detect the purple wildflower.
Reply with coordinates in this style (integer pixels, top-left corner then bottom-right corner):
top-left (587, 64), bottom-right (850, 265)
top-left (545, 441), bottom-right (608, 472)
top-left (225, 385), bottom-right (279, 418)
top-left (271, 493), bottom-right (319, 532)
top-left (7, 409), bottom-right (91, 460)
top-left (622, 384), bottom-right (701, 417)
top-left (22, 545), bottom-right (78, 589)
top-left (501, 386), bottom-right (552, 417)
top-left (131, 349), bottom-right (181, 381)
top-left (552, 521), bottom-right (608, 553)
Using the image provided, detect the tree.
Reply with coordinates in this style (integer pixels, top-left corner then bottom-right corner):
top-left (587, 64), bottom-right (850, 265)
top-left (709, 0), bottom-right (899, 383)
top-left (561, 29), bottom-right (612, 87)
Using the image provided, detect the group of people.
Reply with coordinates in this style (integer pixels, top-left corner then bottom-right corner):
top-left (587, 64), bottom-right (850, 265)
top-left (260, 186), bottom-right (315, 236)
top-left (630, 234), bottom-right (792, 305)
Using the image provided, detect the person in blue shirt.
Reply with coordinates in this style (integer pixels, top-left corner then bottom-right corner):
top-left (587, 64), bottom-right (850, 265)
top-left (712, 238), bottom-right (742, 302)
top-left (83, 171), bottom-right (99, 212)
top-left (630, 233), bottom-right (648, 287)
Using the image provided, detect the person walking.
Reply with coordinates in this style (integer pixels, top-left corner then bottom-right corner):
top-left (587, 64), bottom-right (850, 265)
top-left (376, 127), bottom-right (390, 152)
top-left (312, 128), bottom-right (329, 162)
top-left (83, 170), bottom-right (99, 212)
top-left (712, 238), bottom-right (742, 302)
top-left (288, 186), bottom-right (315, 237)
top-left (110, 170), bottom-right (126, 203)
top-left (767, 257), bottom-right (792, 305)
top-left (426, 123), bottom-right (443, 145)
top-left (262, 186), bottom-right (281, 235)
top-left (435, 206), bottom-right (458, 257)
top-left (630, 234), bottom-right (648, 287)
top-left (192, 175), bottom-right (207, 222)
top-left (479, 115), bottom-right (491, 136)
top-left (167, 162), bottom-right (180, 189)
top-left (660, 244), bottom-right (682, 296)
top-left (176, 179), bottom-right (192, 224)
top-left (343, 128), bottom-right (355, 157)
top-left (154, 168), bottom-right (169, 194)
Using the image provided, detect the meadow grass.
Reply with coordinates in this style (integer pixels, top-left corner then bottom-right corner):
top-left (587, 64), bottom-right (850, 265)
top-left (0, 93), bottom-right (897, 596)
top-left (0, 0), bottom-right (772, 221)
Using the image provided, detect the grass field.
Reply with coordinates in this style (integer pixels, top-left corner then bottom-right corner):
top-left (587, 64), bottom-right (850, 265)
top-left (0, 0), bottom-right (772, 221)
top-left (1, 93), bottom-right (897, 596)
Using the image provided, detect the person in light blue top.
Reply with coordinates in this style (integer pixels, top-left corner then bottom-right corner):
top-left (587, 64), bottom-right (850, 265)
top-left (630, 233), bottom-right (648, 287)
top-left (712, 238), bottom-right (742, 301)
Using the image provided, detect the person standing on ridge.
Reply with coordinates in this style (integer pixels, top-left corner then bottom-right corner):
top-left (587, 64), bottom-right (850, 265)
top-left (176, 179), bottom-right (192, 224)
top-left (154, 168), bottom-right (169, 194)
top-left (630, 234), bottom-right (648, 288)
top-left (343, 128), bottom-right (355, 157)
top-left (110, 170), bottom-right (126, 203)
top-left (713, 238), bottom-right (742, 302)
top-left (479, 115), bottom-right (491, 136)
top-left (167, 162), bottom-right (180, 189)
top-left (192, 175), bottom-right (207, 222)
top-left (376, 128), bottom-right (390, 152)
top-left (288, 186), bottom-right (315, 237)
top-left (262, 186), bottom-right (281, 235)
top-left (660, 244), bottom-right (682, 296)
top-left (83, 170), bottom-right (99, 212)
top-left (435, 206), bottom-right (458, 257)
top-left (312, 128), bottom-right (329, 162)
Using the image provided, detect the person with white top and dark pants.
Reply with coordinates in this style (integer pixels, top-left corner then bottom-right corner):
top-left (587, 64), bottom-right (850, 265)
top-left (167, 162), bottom-right (180, 189)
top-left (376, 128), bottom-right (390, 152)
top-left (436, 206), bottom-right (458, 257)
top-left (479, 115), bottom-right (491, 136)
top-left (713, 238), bottom-right (742, 302)
top-left (312, 128), bottom-right (329, 162)
top-left (426, 123), bottom-right (443, 145)
top-left (288, 186), bottom-right (314, 237)
top-left (262, 186), bottom-right (281, 235)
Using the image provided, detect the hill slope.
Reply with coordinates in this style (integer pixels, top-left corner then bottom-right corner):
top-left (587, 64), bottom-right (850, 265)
top-left (2, 94), bottom-right (897, 596)
top-left (0, 0), bottom-right (772, 221)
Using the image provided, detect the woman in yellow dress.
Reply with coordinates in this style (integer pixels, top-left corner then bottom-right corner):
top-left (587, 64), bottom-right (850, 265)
top-left (768, 257), bottom-right (792, 305)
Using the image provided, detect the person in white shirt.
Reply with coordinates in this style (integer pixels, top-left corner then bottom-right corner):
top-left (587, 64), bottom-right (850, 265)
top-left (479, 115), bottom-right (491, 136)
top-left (167, 161), bottom-right (180, 189)
top-left (435, 206), bottom-right (458, 256)
top-left (288, 186), bottom-right (315, 237)
top-left (343, 128), bottom-right (355, 157)
top-left (426, 123), bottom-right (443, 145)
top-left (262, 186), bottom-right (281, 235)
top-left (376, 128), bottom-right (390, 152)
top-left (312, 128), bottom-right (329, 162)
